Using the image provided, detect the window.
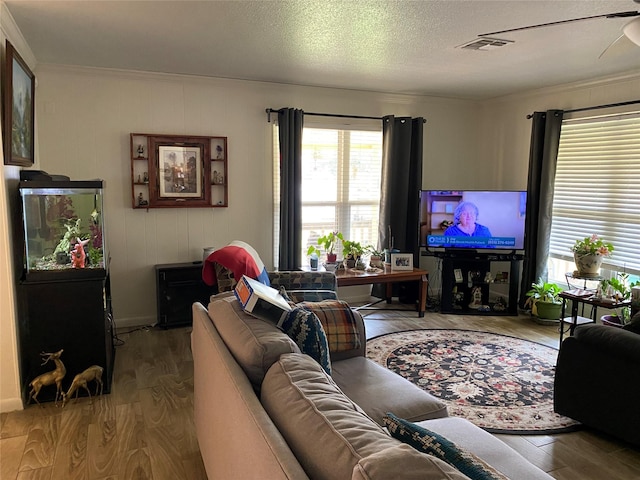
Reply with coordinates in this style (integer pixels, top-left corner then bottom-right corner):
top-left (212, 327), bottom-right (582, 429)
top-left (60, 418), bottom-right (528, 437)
top-left (548, 111), bottom-right (640, 283)
top-left (273, 122), bottom-right (383, 266)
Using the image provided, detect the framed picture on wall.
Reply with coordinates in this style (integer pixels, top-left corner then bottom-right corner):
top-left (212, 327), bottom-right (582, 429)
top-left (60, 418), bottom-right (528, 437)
top-left (3, 40), bottom-right (35, 166)
top-left (147, 135), bottom-right (211, 208)
top-left (157, 145), bottom-right (203, 199)
top-left (390, 253), bottom-right (413, 271)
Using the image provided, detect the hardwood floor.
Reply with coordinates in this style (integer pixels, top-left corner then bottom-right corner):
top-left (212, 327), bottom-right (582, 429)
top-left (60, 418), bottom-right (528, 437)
top-left (2, 306), bottom-right (639, 479)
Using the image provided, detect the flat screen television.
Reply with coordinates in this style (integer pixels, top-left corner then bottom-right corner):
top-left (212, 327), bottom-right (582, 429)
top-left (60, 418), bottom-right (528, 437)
top-left (419, 190), bottom-right (527, 251)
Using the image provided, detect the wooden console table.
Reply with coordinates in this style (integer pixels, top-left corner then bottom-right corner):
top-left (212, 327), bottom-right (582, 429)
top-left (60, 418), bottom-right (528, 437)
top-left (334, 266), bottom-right (429, 317)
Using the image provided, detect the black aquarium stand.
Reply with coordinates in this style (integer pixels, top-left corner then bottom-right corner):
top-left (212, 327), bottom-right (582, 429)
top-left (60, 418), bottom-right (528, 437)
top-left (155, 262), bottom-right (213, 328)
top-left (439, 253), bottom-right (521, 315)
top-left (17, 274), bottom-right (114, 405)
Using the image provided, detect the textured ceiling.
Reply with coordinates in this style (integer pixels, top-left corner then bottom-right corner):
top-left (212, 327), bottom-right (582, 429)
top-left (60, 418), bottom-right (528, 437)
top-left (5, 0), bottom-right (640, 100)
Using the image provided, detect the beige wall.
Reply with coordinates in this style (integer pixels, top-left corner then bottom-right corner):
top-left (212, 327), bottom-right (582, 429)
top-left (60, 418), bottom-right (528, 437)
top-left (33, 65), bottom-right (482, 328)
top-left (0, 2), bottom-right (37, 412)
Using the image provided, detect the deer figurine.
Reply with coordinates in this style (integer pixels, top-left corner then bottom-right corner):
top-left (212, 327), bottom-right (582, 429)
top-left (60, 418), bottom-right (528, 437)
top-left (28, 349), bottom-right (66, 406)
top-left (62, 365), bottom-right (104, 407)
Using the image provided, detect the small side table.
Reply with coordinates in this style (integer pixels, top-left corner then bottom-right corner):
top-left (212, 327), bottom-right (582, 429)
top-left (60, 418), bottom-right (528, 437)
top-left (559, 290), bottom-right (631, 343)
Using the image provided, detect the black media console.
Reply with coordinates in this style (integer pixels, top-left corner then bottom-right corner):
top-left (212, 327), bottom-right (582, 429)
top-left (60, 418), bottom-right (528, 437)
top-left (435, 251), bottom-right (522, 315)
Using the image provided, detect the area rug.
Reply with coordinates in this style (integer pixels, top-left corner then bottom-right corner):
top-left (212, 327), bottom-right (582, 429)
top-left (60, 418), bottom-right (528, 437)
top-left (367, 329), bottom-right (580, 435)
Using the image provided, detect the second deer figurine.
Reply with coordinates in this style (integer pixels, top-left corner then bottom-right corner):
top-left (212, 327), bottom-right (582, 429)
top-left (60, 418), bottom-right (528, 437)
top-left (62, 365), bottom-right (104, 407)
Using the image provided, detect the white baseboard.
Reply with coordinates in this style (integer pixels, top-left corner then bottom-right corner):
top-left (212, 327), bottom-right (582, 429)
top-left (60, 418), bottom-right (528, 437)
top-left (112, 315), bottom-right (157, 330)
top-left (0, 397), bottom-right (24, 413)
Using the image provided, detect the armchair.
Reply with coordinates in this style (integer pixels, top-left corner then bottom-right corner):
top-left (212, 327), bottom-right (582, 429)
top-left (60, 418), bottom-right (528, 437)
top-left (554, 321), bottom-right (640, 447)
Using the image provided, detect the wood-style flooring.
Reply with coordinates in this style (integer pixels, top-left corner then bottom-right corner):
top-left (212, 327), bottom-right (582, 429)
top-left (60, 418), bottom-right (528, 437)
top-left (2, 304), bottom-right (639, 479)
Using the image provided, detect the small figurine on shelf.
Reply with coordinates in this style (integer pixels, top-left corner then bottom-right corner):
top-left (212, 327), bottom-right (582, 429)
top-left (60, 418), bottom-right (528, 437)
top-left (216, 144), bottom-right (223, 159)
top-left (137, 174), bottom-right (141, 183)
top-left (138, 193), bottom-right (148, 206)
top-left (217, 172), bottom-right (224, 185)
top-left (71, 238), bottom-right (89, 269)
top-left (212, 170), bottom-right (218, 184)
top-left (137, 144), bottom-right (144, 158)
top-left (143, 172), bottom-right (149, 183)
top-left (468, 286), bottom-right (483, 309)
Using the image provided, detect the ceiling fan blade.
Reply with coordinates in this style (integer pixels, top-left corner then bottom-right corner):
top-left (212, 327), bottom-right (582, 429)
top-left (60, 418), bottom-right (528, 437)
top-left (478, 10), bottom-right (640, 37)
top-left (598, 33), bottom-right (633, 59)
top-left (623, 16), bottom-right (640, 46)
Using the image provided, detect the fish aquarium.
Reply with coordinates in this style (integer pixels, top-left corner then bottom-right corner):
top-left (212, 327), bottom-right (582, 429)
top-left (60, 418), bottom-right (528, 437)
top-left (18, 180), bottom-right (107, 281)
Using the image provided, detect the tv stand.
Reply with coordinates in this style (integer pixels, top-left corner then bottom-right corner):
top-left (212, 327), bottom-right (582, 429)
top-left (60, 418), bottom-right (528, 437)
top-left (440, 253), bottom-right (520, 315)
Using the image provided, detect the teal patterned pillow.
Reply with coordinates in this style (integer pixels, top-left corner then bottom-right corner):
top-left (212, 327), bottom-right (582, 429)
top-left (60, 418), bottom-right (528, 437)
top-left (279, 308), bottom-right (331, 375)
top-left (383, 413), bottom-right (509, 480)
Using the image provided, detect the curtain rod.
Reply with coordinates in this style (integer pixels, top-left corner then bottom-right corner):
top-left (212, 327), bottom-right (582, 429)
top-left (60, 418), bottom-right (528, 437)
top-left (265, 108), bottom-right (426, 123)
top-left (527, 99), bottom-right (640, 119)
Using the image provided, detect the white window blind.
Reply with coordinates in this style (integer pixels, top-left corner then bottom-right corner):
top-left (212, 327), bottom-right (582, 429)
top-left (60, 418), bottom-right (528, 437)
top-left (273, 123), bottom-right (382, 266)
top-left (548, 111), bottom-right (640, 274)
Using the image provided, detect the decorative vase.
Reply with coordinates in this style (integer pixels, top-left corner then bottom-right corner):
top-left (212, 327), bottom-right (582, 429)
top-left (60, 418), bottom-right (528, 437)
top-left (573, 253), bottom-right (604, 277)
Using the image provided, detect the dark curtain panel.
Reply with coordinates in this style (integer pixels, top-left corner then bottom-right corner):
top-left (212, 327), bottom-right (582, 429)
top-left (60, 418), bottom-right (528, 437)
top-left (375, 115), bottom-right (424, 300)
top-left (519, 110), bottom-right (564, 307)
top-left (277, 108), bottom-right (304, 270)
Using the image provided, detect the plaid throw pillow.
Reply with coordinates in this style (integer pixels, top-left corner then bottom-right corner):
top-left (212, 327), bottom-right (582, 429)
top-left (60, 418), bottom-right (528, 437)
top-left (297, 300), bottom-right (361, 354)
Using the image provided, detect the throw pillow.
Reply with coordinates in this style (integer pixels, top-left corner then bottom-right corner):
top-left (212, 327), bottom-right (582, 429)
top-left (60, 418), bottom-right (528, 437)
top-left (382, 413), bottom-right (509, 480)
top-left (297, 300), bottom-right (361, 353)
top-left (279, 308), bottom-right (332, 375)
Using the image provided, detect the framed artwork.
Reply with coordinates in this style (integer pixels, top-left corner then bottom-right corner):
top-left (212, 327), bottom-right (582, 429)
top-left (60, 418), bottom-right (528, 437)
top-left (148, 135), bottom-right (211, 207)
top-left (390, 253), bottom-right (413, 271)
top-left (158, 145), bottom-right (203, 198)
top-left (3, 40), bottom-right (35, 166)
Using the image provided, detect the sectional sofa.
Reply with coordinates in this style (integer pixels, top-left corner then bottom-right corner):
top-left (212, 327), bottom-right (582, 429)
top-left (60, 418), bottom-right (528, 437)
top-left (191, 284), bottom-right (553, 479)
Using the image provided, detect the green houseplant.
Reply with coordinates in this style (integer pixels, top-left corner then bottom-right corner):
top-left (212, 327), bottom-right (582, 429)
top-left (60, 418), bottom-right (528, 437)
top-left (599, 273), bottom-right (640, 326)
top-left (307, 231), bottom-right (344, 263)
top-left (525, 278), bottom-right (563, 321)
top-left (341, 239), bottom-right (366, 269)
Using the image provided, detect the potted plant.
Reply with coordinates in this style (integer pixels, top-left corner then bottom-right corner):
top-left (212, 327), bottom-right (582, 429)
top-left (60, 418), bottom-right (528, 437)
top-left (366, 246), bottom-right (384, 268)
top-left (599, 273), bottom-right (640, 326)
top-left (524, 277), bottom-right (563, 321)
top-left (571, 234), bottom-right (614, 277)
top-left (341, 239), bottom-right (366, 269)
top-left (307, 231), bottom-right (343, 264)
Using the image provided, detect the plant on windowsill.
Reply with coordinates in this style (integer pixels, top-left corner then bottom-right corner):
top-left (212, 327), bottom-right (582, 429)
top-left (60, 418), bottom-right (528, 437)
top-left (307, 231), bottom-right (344, 264)
top-left (524, 278), bottom-right (563, 322)
top-left (598, 273), bottom-right (640, 326)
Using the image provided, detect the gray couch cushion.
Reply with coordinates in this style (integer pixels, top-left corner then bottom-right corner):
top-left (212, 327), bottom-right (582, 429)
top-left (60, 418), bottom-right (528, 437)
top-left (208, 293), bottom-right (300, 391)
top-left (331, 356), bottom-right (448, 425)
top-left (418, 417), bottom-right (553, 480)
top-left (352, 444), bottom-right (471, 480)
top-left (261, 353), bottom-right (459, 480)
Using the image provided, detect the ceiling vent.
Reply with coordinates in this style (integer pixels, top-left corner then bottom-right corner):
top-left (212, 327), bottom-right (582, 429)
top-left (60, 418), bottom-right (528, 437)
top-left (457, 37), bottom-right (514, 51)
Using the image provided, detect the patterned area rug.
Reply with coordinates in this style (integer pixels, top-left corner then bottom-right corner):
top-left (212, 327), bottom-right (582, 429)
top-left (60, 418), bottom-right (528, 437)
top-left (367, 329), bottom-right (581, 435)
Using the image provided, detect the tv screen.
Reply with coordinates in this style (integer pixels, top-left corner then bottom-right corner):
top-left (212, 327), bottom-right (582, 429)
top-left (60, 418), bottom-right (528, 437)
top-left (419, 190), bottom-right (527, 251)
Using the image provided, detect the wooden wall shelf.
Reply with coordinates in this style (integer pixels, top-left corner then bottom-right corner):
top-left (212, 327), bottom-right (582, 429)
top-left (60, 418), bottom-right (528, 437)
top-left (130, 133), bottom-right (228, 209)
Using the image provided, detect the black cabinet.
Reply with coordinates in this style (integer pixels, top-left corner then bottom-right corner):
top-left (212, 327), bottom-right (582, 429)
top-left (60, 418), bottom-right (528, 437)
top-left (440, 254), bottom-right (520, 315)
top-left (155, 262), bottom-right (213, 328)
top-left (17, 275), bottom-right (114, 405)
